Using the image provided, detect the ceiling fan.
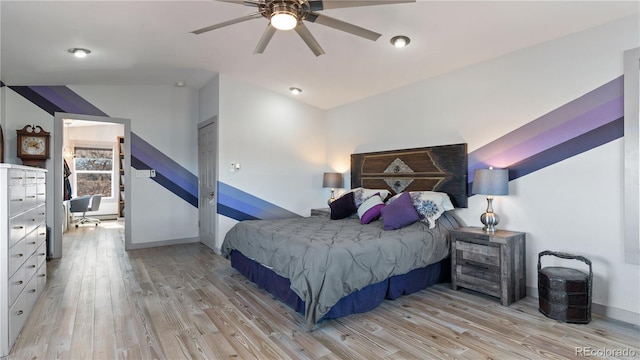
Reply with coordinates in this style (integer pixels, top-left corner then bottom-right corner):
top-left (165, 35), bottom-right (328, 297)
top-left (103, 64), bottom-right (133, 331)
top-left (191, 0), bottom-right (415, 56)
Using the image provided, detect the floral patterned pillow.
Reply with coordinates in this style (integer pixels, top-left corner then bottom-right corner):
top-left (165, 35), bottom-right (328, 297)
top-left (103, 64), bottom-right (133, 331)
top-left (409, 191), bottom-right (455, 229)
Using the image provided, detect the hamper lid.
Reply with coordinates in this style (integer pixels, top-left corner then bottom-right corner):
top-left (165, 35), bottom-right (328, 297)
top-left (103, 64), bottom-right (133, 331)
top-left (540, 266), bottom-right (588, 281)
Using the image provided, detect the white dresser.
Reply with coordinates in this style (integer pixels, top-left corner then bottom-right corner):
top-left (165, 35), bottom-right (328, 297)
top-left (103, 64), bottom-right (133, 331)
top-left (1, 164), bottom-right (47, 357)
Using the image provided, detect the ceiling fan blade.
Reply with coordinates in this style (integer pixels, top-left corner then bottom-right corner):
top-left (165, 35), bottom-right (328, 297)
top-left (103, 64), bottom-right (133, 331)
top-left (294, 23), bottom-right (325, 57)
top-left (306, 13), bottom-right (381, 41)
top-left (309, 0), bottom-right (415, 11)
top-left (217, 0), bottom-right (260, 7)
top-left (191, 12), bottom-right (262, 35)
top-left (254, 25), bottom-right (277, 54)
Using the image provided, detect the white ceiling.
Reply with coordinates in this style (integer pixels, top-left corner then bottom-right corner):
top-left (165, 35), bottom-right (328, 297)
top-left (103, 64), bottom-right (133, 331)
top-left (1, 1), bottom-right (638, 110)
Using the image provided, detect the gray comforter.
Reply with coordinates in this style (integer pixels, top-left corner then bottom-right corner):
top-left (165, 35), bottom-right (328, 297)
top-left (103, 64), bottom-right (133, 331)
top-left (221, 214), bottom-right (451, 330)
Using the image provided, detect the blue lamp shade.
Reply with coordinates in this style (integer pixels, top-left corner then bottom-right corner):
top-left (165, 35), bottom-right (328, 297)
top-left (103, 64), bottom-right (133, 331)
top-left (472, 168), bottom-right (509, 233)
top-left (472, 168), bottom-right (509, 196)
top-left (323, 172), bottom-right (343, 189)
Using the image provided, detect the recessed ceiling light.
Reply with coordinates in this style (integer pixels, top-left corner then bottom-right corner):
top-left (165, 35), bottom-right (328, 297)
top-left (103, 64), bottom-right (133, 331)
top-left (175, 81), bottom-right (186, 87)
top-left (289, 87), bottom-right (302, 95)
top-left (390, 36), bottom-right (410, 48)
top-left (68, 48), bottom-right (91, 58)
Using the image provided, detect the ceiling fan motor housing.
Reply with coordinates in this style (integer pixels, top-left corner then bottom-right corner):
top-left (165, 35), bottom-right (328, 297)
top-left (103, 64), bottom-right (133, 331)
top-left (260, 0), bottom-right (309, 22)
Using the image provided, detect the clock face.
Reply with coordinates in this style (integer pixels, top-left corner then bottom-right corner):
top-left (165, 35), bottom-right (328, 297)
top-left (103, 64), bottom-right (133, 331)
top-left (21, 136), bottom-right (46, 156)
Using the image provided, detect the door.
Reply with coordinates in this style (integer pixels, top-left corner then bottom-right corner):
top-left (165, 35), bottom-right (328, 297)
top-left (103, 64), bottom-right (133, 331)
top-left (198, 118), bottom-right (217, 250)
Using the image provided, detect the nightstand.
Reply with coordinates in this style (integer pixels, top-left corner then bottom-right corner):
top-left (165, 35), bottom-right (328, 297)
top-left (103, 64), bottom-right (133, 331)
top-left (310, 208), bottom-right (330, 217)
top-left (450, 227), bottom-right (526, 306)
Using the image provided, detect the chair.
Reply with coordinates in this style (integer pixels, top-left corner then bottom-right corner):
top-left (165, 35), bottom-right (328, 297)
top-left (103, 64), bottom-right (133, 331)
top-left (69, 194), bottom-right (102, 227)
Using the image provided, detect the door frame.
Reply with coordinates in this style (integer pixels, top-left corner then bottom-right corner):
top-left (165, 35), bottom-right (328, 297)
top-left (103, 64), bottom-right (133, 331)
top-left (52, 112), bottom-right (131, 258)
top-left (197, 116), bottom-right (218, 251)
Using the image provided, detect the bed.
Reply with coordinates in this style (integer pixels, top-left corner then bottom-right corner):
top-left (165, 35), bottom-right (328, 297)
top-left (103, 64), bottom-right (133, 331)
top-left (221, 143), bottom-right (468, 330)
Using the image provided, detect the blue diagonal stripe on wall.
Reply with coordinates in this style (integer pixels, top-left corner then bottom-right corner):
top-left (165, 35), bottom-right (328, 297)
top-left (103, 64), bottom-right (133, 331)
top-left (7, 84), bottom-right (199, 207)
top-left (217, 182), bottom-right (301, 221)
top-left (130, 133), bottom-right (198, 207)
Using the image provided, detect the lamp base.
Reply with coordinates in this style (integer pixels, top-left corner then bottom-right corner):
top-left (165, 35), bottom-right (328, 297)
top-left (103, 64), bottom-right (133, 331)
top-left (327, 188), bottom-right (336, 205)
top-left (480, 212), bottom-right (500, 233)
top-left (480, 195), bottom-right (500, 233)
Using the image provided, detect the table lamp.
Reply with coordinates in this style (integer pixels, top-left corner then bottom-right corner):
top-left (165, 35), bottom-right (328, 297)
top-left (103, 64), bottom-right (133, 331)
top-left (472, 167), bottom-right (509, 233)
top-left (323, 172), bottom-right (343, 204)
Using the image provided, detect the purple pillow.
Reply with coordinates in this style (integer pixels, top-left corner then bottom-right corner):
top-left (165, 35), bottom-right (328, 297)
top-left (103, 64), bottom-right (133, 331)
top-left (357, 194), bottom-right (385, 224)
top-left (380, 192), bottom-right (420, 230)
top-left (329, 191), bottom-right (357, 220)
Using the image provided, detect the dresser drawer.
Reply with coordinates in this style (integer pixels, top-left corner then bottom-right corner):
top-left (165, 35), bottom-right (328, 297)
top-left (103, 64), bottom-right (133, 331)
top-left (37, 223), bottom-right (47, 246)
top-left (36, 241), bottom-right (47, 269)
top-left (9, 273), bottom-right (39, 348)
top-left (8, 239), bottom-right (27, 278)
top-left (8, 267), bottom-right (27, 306)
top-left (24, 252), bottom-right (39, 284)
top-left (36, 183), bottom-right (46, 206)
top-left (35, 171), bottom-right (46, 184)
top-left (24, 229), bottom-right (39, 259)
top-left (37, 263), bottom-right (47, 293)
top-left (23, 205), bottom-right (46, 236)
top-left (8, 185), bottom-right (26, 215)
top-left (24, 170), bottom-right (38, 184)
top-left (24, 184), bottom-right (38, 209)
top-left (8, 213), bottom-right (27, 248)
top-left (8, 169), bottom-right (25, 186)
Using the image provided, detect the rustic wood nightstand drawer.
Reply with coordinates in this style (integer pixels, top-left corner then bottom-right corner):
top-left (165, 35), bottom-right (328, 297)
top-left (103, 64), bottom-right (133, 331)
top-left (450, 227), bottom-right (526, 306)
top-left (455, 241), bottom-right (500, 266)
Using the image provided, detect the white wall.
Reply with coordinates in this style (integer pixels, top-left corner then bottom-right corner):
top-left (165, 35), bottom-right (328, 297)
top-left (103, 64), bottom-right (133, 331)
top-left (72, 85), bottom-right (200, 246)
top-left (325, 15), bottom-right (640, 324)
top-left (199, 75), bottom-right (328, 251)
top-left (2, 85), bottom-right (200, 248)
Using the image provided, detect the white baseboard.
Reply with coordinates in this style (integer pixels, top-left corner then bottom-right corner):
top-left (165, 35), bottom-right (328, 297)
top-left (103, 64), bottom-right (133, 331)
top-left (127, 236), bottom-right (200, 250)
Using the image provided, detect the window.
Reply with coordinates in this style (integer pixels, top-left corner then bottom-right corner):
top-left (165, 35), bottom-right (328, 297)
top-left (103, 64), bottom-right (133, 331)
top-left (74, 146), bottom-right (114, 198)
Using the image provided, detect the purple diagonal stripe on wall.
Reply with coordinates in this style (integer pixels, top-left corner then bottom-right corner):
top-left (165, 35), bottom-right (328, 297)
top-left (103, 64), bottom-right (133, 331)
top-left (130, 132), bottom-right (198, 197)
top-left (29, 86), bottom-right (108, 117)
top-left (475, 97), bottom-right (622, 172)
top-left (468, 76), bottom-right (624, 178)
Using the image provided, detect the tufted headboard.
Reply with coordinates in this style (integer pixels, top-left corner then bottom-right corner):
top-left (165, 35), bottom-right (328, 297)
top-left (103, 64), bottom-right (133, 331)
top-left (351, 143), bottom-right (468, 208)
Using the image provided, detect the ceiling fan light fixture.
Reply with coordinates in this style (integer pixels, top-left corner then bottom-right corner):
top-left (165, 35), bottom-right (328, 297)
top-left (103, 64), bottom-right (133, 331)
top-left (270, 3), bottom-right (298, 31)
top-left (390, 35), bottom-right (410, 48)
top-left (68, 48), bottom-right (91, 58)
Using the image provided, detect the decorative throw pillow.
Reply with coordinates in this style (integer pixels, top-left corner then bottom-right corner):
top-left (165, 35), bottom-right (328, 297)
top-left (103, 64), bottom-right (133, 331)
top-left (410, 191), bottom-right (455, 229)
top-left (380, 192), bottom-right (420, 230)
top-left (357, 193), bottom-right (385, 224)
top-left (329, 191), bottom-right (357, 220)
top-left (352, 187), bottom-right (391, 207)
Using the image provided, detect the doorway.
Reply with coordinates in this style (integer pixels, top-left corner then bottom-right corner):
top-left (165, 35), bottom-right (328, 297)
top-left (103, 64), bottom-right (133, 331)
top-left (52, 112), bottom-right (131, 258)
top-left (198, 117), bottom-right (217, 250)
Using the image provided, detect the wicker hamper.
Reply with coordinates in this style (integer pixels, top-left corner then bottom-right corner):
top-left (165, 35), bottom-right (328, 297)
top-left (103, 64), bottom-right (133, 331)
top-left (538, 250), bottom-right (592, 324)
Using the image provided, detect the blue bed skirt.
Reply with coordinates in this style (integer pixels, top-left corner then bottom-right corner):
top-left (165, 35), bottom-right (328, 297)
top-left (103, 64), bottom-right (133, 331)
top-left (230, 250), bottom-right (450, 321)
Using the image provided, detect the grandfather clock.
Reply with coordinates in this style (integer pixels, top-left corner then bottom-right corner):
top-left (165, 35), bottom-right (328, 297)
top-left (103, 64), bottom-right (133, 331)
top-left (16, 125), bottom-right (50, 168)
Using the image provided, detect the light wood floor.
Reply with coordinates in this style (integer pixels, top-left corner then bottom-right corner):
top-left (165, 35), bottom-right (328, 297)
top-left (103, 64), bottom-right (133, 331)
top-left (7, 221), bottom-right (640, 359)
